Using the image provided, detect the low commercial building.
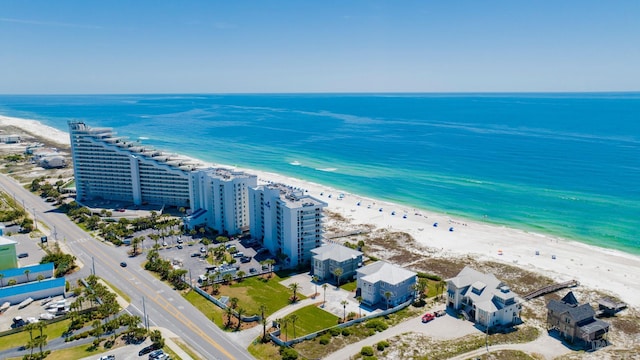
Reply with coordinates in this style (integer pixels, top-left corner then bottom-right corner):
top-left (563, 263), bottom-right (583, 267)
top-left (446, 266), bottom-right (522, 330)
top-left (0, 236), bottom-right (18, 270)
top-left (311, 243), bottom-right (363, 283)
top-left (0, 263), bottom-right (65, 304)
top-left (356, 261), bottom-right (417, 308)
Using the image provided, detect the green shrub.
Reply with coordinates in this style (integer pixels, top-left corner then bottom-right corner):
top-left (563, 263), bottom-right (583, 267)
top-left (280, 347), bottom-right (298, 360)
top-left (417, 272), bottom-right (442, 281)
top-left (361, 346), bottom-right (374, 356)
top-left (363, 356), bottom-right (378, 360)
top-left (341, 328), bottom-right (351, 336)
top-left (319, 335), bottom-right (330, 345)
top-left (365, 319), bottom-right (388, 332)
top-left (376, 340), bottom-right (390, 351)
top-left (329, 327), bottom-right (341, 336)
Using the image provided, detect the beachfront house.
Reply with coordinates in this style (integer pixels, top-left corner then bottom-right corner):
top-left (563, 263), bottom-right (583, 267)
top-left (547, 292), bottom-right (610, 346)
top-left (356, 261), bottom-right (417, 308)
top-left (446, 266), bottom-right (522, 330)
top-left (311, 243), bottom-right (363, 284)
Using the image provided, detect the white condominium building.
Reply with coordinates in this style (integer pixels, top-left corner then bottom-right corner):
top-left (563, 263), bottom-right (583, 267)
top-left (69, 121), bottom-right (197, 207)
top-left (249, 183), bottom-right (326, 267)
top-left (185, 168), bottom-right (257, 235)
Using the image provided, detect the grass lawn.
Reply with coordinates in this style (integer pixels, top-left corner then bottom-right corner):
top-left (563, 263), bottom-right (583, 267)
top-left (183, 290), bottom-right (225, 328)
top-left (40, 343), bottom-right (102, 360)
top-left (222, 274), bottom-right (306, 316)
top-left (248, 340), bottom-right (281, 360)
top-left (426, 279), bottom-right (445, 298)
top-left (0, 319), bottom-right (71, 351)
top-left (339, 280), bottom-right (357, 292)
top-left (172, 339), bottom-right (200, 360)
top-left (279, 305), bottom-right (339, 340)
top-left (99, 278), bottom-right (131, 303)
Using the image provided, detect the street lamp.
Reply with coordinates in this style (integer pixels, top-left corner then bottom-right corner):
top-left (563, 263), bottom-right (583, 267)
top-left (32, 208), bottom-right (38, 230)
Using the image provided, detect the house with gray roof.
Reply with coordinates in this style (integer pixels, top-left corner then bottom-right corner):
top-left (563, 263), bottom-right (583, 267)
top-left (447, 266), bottom-right (522, 329)
top-left (311, 243), bottom-right (363, 284)
top-left (356, 261), bottom-right (416, 308)
top-left (547, 291), bottom-right (610, 346)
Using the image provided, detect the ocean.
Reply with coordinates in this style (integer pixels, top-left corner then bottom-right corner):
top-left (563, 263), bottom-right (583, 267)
top-left (1, 93), bottom-right (639, 255)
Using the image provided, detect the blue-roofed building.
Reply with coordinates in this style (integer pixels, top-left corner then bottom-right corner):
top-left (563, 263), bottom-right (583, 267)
top-left (0, 262), bottom-right (65, 305)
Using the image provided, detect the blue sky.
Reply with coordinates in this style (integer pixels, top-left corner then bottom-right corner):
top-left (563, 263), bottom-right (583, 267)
top-left (1, 1), bottom-right (638, 93)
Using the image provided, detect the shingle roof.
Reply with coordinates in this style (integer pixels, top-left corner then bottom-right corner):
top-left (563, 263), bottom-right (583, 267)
top-left (357, 261), bottom-right (416, 285)
top-left (311, 243), bottom-right (362, 262)
top-left (448, 266), bottom-right (519, 313)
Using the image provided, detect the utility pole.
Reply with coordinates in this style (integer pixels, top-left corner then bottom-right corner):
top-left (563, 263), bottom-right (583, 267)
top-left (32, 208), bottom-right (38, 230)
top-left (53, 226), bottom-right (57, 240)
top-left (142, 296), bottom-right (149, 331)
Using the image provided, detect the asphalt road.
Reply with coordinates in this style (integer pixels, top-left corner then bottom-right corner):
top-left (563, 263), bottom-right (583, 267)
top-left (0, 175), bottom-right (254, 360)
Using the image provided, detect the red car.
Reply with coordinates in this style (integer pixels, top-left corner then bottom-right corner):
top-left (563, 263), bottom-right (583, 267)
top-left (421, 312), bottom-right (435, 323)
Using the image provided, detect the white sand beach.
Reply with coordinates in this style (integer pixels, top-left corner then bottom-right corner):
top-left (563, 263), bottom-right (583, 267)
top-left (3, 114), bottom-right (639, 308)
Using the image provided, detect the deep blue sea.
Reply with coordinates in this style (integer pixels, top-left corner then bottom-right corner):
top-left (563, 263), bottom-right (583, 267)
top-left (1, 94), bottom-right (639, 255)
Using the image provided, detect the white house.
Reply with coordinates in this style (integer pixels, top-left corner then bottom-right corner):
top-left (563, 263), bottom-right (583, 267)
top-left (447, 266), bottom-right (522, 329)
top-left (356, 261), bottom-right (416, 308)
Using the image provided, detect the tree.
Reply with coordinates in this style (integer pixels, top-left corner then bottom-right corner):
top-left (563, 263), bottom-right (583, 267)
top-left (25, 323), bottom-right (37, 357)
top-left (229, 297), bottom-right (239, 310)
top-left (312, 275), bottom-right (319, 297)
top-left (289, 314), bottom-right (299, 339)
top-left (356, 296), bottom-right (363, 318)
top-left (288, 282), bottom-right (299, 303)
top-left (322, 283), bottom-right (328, 307)
top-left (24, 269), bottom-right (31, 282)
top-left (341, 300), bottom-right (348, 322)
top-left (236, 270), bottom-right (246, 281)
top-left (8, 279), bottom-right (17, 286)
top-left (225, 307), bottom-right (234, 328)
top-left (35, 321), bottom-right (48, 356)
top-left (0, 273), bottom-right (4, 287)
top-left (414, 278), bottom-right (428, 301)
top-left (223, 273), bottom-right (233, 285)
top-left (92, 320), bottom-right (104, 341)
top-left (150, 329), bottom-right (165, 348)
top-left (235, 307), bottom-right (245, 331)
top-left (332, 267), bottom-right (343, 287)
top-left (263, 259), bottom-right (276, 278)
top-left (259, 304), bottom-right (268, 343)
top-left (281, 317), bottom-right (290, 342)
top-left (384, 291), bottom-right (393, 310)
top-left (36, 274), bottom-right (45, 282)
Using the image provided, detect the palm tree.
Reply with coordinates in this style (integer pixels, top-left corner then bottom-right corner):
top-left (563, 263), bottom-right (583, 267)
top-left (36, 274), bottom-right (45, 282)
top-left (223, 273), bottom-right (233, 285)
top-left (225, 307), bottom-right (234, 328)
top-left (264, 259), bottom-right (276, 278)
top-left (36, 321), bottom-right (48, 356)
top-left (322, 283), bottom-right (328, 307)
top-left (259, 304), bottom-right (268, 343)
top-left (288, 282), bottom-right (299, 303)
top-left (24, 269), bottom-right (31, 282)
top-left (312, 275), bottom-right (319, 297)
top-left (25, 323), bottom-right (37, 357)
top-left (92, 320), bottom-right (104, 341)
top-left (0, 273), bottom-right (4, 287)
top-left (289, 314), bottom-right (299, 339)
top-left (341, 300), bottom-right (348, 322)
top-left (229, 297), bottom-right (239, 309)
top-left (384, 291), bottom-right (393, 310)
top-left (332, 267), bottom-right (343, 287)
top-left (235, 307), bottom-right (245, 330)
top-left (356, 296), bottom-right (363, 318)
top-left (281, 317), bottom-right (290, 342)
top-left (415, 278), bottom-right (428, 301)
top-left (236, 270), bottom-right (246, 281)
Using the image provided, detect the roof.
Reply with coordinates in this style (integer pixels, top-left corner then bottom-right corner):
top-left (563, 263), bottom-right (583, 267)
top-left (448, 266), bottom-right (519, 313)
top-left (561, 291), bottom-right (579, 306)
top-left (0, 236), bottom-right (17, 246)
top-left (311, 243), bottom-right (362, 262)
top-left (357, 261), bottom-right (416, 285)
top-left (0, 262), bottom-right (55, 278)
top-left (547, 294), bottom-right (599, 324)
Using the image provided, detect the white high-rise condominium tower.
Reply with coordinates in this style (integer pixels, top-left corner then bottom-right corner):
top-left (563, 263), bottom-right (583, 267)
top-left (69, 121), bottom-right (196, 207)
top-left (249, 183), bottom-right (327, 267)
top-left (186, 168), bottom-right (257, 235)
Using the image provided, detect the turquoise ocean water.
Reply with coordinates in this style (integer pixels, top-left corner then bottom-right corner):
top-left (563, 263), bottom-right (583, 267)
top-left (0, 94), bottom-right (638, 255)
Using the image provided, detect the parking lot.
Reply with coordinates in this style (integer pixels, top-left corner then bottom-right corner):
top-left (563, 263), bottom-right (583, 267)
top-left (135, 234), bottom-right (272, 285)
top-left (0, 294), bottom-right (67, 331)
top-left (4, 231), bottom-right (47, 268)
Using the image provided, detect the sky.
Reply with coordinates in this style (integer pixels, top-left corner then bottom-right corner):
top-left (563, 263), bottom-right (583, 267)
top-left (1, 1), bottom-right (639, 94)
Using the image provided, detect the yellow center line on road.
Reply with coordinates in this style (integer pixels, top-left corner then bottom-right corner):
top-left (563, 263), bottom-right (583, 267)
top-left (79, 240), bottom-right (236, 360)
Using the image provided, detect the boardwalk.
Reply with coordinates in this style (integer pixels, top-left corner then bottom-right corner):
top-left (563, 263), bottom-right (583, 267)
top-left (523, 280), bottom-right (579, 301)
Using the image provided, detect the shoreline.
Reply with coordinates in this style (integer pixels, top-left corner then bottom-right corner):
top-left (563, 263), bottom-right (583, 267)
top-left (2, 114), bottom-right (639, 308)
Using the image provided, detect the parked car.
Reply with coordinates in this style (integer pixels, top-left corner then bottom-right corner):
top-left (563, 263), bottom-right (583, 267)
top-left (435, 310), bottom-right (446, 317)
top-left (119, 262), bottom-right (127, 267)
top-left (17, 253), bottom-right (29, 258)
top-left (191, 253), bottom-right (200, 257)
top-left (138, 344), bottom-right (161, 356)
top-left (176, 238), bottom-right (183, 244)
top-left (240, 256), bottom-right (251, 263)
top-left (176, 245), bottom-right (183, 249)
top-left (232, 252), bottom-right (244, 258)
top-left (148, 349), bottom-right (165, 359)
top-left (249, 267), bottom-right (257, 274)
top-left (421, 312), bottom-right (435, 323)
top-left (200, 247), bottom-right (207, 253)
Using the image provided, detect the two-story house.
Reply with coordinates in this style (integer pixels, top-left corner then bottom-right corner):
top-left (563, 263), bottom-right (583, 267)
top-left (547, 292), bottom-right (610, 345)
top-left (447, 266), bottom-right (522, 329)
top-left (356, 261), bottom-right (416, 308)
top-left (311, 243), bottom-right (363, 284)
